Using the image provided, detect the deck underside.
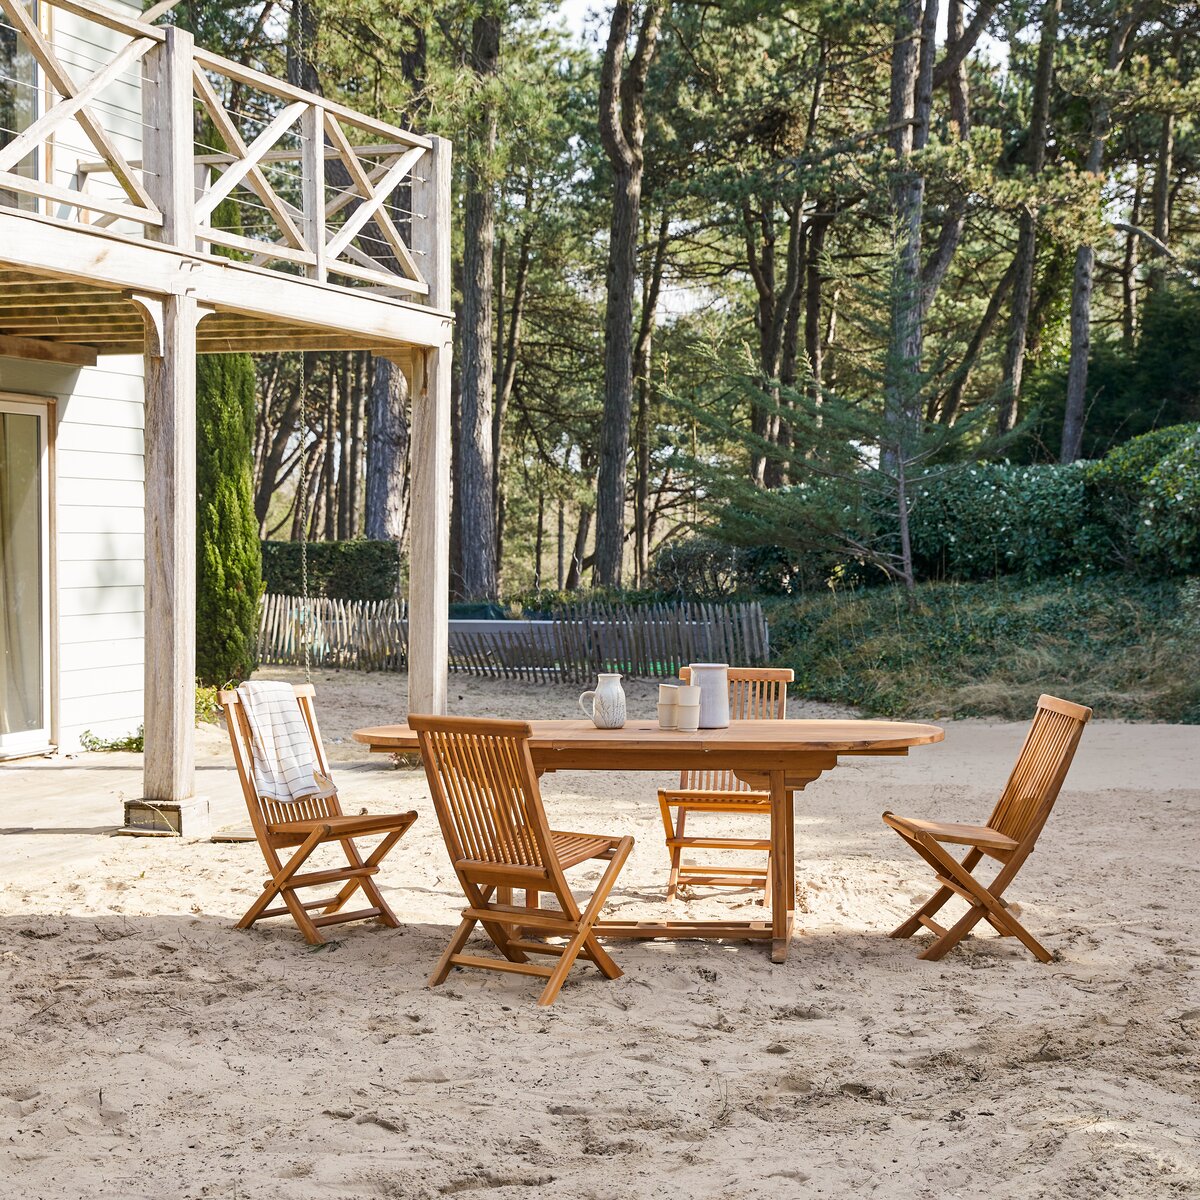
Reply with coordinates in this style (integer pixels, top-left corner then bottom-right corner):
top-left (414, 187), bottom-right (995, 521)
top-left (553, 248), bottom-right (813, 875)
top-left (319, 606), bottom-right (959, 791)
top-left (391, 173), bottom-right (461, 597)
top-left (0, 267), bottom-right (422, 365)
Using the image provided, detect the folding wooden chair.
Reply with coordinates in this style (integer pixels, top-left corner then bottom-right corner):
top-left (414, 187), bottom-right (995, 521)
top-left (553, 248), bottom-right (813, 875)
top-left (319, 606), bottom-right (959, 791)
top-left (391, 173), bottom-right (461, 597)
top-left (219, 684), bottom-right (417, 945)
top-left (884, 693), bottom-right (1092, 962)
top-left (411, 714), bottom-right (634, 1007)
top-left (658, 667), bottom-right (794, 901)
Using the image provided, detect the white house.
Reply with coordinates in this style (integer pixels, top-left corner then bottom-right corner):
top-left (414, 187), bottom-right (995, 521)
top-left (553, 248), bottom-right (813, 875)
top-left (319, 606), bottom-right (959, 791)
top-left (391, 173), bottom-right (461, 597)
top-left (0, 0), bottom-right (452, 831)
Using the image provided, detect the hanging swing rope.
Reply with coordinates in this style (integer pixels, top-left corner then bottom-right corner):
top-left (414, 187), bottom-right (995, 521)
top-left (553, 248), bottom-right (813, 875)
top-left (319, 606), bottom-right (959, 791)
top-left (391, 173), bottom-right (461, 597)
top-left (297, 350), bottom-right (312, 683)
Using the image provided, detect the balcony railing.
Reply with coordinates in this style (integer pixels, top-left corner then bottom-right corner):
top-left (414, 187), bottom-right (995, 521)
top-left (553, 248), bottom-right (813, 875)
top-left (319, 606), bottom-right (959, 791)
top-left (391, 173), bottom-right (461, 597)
top-left (0, 0), bottom-right (440, 301)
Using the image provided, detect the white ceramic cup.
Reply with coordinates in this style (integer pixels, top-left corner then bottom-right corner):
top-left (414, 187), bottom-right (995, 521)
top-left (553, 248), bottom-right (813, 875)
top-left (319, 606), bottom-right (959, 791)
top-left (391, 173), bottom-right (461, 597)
top-left (675, 703), bottom-right (700, 733)
top-left (658, 683), bottom-right (679, 703)
top-left (657, 702), bottom-right (678, 730)
top-left (676, 685), bottom-right (701, 706)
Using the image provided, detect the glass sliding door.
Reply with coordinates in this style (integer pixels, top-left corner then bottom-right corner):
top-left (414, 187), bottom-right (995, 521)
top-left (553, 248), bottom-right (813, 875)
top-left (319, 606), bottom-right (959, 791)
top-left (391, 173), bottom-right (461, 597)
top-left (0, 397), bottom-right (51, 755)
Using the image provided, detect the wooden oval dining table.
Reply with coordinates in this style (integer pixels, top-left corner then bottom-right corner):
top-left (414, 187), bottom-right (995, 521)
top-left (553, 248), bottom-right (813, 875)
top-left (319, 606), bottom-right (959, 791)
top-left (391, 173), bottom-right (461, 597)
top-left (353, 717), bottom-right (945, 963)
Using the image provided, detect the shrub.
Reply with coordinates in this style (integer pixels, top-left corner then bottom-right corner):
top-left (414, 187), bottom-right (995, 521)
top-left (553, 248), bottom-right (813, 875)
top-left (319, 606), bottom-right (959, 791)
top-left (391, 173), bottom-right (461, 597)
top-left (197, 354), bottom-right (263, 685)
top-left (647, 536), bottom-right (739, 598)
top-left (906, 463), bottom-right (1087, 581)
top-left (1079, 423), bottom-right (1197, 570)
top-left (1139, 429), bottom-right (1200, 574)
top-left (261, 539), bottom-right (401, 601)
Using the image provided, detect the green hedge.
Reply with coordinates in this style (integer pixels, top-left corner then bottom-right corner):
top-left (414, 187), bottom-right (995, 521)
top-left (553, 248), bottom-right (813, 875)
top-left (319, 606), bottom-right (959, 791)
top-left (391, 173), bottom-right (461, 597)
top-left (908, 462), bottom-right (1087, 581)
top-left (261, 539), bottom-right (400, 601)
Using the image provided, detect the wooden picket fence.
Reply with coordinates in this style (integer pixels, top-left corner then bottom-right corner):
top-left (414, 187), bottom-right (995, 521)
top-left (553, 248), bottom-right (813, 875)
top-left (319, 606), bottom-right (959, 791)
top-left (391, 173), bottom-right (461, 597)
top-left (257, 594), bottom-right (408, 671)
top-left (257, 594), bottom-right (770, 680)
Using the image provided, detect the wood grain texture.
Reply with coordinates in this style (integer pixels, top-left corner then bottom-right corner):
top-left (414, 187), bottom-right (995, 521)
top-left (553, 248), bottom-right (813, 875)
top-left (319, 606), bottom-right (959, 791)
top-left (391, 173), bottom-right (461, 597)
top-left (141, 293), bottom-right (196, 801)
top-left (885, 693), bottom-right (1091, 963)
top-left (218, 684), bottom-right (418, 944)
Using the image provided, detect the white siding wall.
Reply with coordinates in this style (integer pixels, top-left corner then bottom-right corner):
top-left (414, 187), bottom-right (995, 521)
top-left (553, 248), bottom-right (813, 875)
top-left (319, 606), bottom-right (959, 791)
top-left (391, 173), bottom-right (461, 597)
top-left (0, 354), bottom-right (146, 750)
top-left (0, 0), bottom-right (148, 751)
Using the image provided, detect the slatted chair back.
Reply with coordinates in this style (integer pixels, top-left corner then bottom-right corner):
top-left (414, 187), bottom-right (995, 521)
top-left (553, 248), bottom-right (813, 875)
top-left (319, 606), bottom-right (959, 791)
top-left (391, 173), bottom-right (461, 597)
top-left (676, 667), bottom-right (793, 793)
top-left (411, 715), bottom-right (559, 878)
top-left (220, 684), bottom-right (344, 845)
top-left (986, 694), bottom-right (1091, 847)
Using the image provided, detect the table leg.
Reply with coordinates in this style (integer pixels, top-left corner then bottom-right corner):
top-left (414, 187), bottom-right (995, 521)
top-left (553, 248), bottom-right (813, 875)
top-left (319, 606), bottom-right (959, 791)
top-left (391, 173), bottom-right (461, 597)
top-left (769, 769), bottom-right (790, 962)
top-left (785, 786), bottom-right (796, 913)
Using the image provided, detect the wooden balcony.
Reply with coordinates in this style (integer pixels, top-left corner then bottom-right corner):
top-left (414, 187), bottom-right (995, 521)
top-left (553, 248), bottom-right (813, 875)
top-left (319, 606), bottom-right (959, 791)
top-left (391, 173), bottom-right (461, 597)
top-left (0, 0), bottom-right (451, 360)
top-left (0, 0), bottom-right (452, 823)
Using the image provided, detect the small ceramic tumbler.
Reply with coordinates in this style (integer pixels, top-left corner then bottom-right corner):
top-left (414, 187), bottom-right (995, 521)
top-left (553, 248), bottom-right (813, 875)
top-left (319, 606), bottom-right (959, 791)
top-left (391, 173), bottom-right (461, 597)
top-left (675, 684), bottom-right (701, 732)
top-left (657, 684), bottom-right (679, 730)
top-left (579, 672), bottom-right (626, 728)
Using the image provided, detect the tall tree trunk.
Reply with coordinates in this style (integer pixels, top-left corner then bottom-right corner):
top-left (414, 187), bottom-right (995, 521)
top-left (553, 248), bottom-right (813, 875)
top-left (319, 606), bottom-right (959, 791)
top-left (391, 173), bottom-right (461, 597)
top-left (556, 499), bottom-right (565, 590)
top-left (322, 363), bottom-right (337, 540)
top-left (1062, 11), bottom-right (1141, 464)
top-left (533, 489), bottom-right (545, 591)
top-left (566, 502), bottom-right (593, 591)
top-left (364, 357), bottom-right (410, 546)
top-left (336, 355), bottom-right (352, 539)
top-left (1121, 172), bottom-right (1143, 346)
top-left (803, 214), bottom-right (832, 436)
top-left (457, 7), bottom-right (502, 599)
top-left (1000, 0), bottom-right (1059, 433)
top-left (1148, 111), bottom-right (1174, 293)
top-left (633, 208), bottom-right (669, 584)
top-left (492, 195), bottom-right (533, 529)
top-left (348, 352), bottom-right (366, 537)
top-left (884, 0), bottom-right (926, 488)
top-left (594, 0), bottom-right (665, 587)
top-left (940, 256), bottom-right (1018, 425)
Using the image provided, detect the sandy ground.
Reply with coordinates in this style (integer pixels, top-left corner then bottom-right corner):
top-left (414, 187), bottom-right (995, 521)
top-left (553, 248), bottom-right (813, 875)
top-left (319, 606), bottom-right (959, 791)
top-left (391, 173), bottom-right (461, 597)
top-left (1, 668), bottom-right (1198, 1199)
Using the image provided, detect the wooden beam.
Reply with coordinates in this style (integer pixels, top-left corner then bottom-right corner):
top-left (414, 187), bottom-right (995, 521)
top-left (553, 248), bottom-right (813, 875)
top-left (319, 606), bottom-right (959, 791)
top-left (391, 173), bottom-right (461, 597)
top-left (0, 333), bottom-right (97, 366)
top-left (140, 292), bottom-right (197, 803)
top-left (406, 136), bottom-right (452, 717)
top-left (0, 210), bottom-right (453, 347)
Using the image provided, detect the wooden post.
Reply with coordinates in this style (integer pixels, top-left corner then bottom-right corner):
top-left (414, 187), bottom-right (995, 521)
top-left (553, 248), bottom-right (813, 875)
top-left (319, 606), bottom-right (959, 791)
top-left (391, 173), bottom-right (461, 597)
top-left (300, 103), bottom-right (326, 281)
top-left (128, 26), bottom-right (207, 833)
top-left (128, 293), bottom-right (208, 834)
top-left (144, 26), bottom-right (194, 249)
top-left (407, 137), bottom-right (453, 715)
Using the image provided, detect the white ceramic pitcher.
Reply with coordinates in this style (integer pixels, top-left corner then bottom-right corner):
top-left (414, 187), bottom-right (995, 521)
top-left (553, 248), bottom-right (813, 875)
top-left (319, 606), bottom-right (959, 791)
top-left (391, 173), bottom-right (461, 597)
top-left (579, 673), bottom-right (626, 729)
top-left (688, 663), bottom-right (730, 728)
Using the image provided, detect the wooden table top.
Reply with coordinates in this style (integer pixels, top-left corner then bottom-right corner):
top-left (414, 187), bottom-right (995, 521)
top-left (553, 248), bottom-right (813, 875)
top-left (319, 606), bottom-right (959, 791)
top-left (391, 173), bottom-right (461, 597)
top-left (353, 718), bottom-right (945, 755)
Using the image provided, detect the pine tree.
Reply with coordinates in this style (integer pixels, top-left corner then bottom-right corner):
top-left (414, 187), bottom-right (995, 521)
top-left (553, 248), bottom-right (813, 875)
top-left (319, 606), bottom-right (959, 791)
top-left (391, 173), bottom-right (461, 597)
top-left (196, 353), bottom-right (263, 684)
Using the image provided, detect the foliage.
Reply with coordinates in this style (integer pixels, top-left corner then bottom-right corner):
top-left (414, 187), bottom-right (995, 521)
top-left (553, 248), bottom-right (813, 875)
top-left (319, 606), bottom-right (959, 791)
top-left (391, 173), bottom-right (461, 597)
top-left (907, 463), bottom-right (1087, 581)
top-left (1020, 284), bottom-right (1200, 460)
top-left (261, 539), bottom-right (401, 601)
top-left (644, 537), bottom-right (826, 599)
top-left (80, 726), bottom-right (145, 753)
top-left (768, 576), bottom-right (1200, 723)
top-left (1079, 423), bottom-right (1198, 569)
top-left (197, 354), bottom-right (263, 686)
top-left (1139, 429), bottom-right (1200, 574)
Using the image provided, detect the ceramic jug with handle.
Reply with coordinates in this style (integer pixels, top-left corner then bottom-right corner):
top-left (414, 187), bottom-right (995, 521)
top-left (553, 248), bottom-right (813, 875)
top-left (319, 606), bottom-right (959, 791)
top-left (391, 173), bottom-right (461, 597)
top-left (688, 663), bottom-right (730, 728)
top-left (579, 673), bottom-right (626, 729)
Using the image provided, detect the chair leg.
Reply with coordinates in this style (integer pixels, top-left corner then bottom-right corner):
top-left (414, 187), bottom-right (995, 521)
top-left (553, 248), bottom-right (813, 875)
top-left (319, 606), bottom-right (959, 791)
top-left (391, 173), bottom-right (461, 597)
top-left (430, 913), bottom-right (478, 985)
top-left (237, 828), bottom-right (326, 937)
top-left (666, 807), bottom-right (686, 900)
top-left (537, 840), bottom-right (632, 1005)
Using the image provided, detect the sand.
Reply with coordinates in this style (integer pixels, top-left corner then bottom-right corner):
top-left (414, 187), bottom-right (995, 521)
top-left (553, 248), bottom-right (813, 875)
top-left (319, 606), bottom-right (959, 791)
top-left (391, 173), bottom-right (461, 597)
top-left (1, 668), bottom-right (1198, 1199)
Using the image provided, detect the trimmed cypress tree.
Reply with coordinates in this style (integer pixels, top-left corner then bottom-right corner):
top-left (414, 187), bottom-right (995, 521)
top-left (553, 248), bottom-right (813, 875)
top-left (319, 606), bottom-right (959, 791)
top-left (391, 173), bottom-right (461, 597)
top-left (196, 352), bottom-right (263, 684)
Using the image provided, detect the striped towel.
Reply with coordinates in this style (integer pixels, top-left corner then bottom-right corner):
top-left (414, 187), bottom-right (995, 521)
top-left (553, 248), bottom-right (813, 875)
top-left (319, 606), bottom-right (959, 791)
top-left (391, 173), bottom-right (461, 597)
top-left (237, 681), bottom-right (327, 803)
